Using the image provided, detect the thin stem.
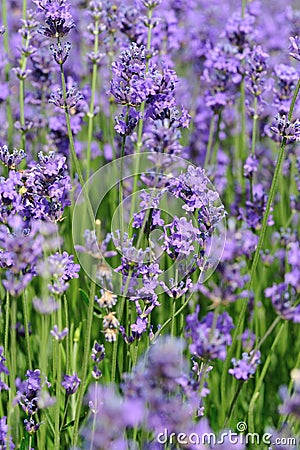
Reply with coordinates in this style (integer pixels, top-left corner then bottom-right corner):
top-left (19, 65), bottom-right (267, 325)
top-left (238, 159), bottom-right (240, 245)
top-left (54, 297), bottom-right (63, 449)
top-left (59, 63), bottom-right (95, 226)
top-left (89, 382), bottom-right (98, 450)
top-left (239, 80), bottom-right (246, 192)
top-left (119, 109), bottom-right (129, 244)
top-left (54, 341), bottom-right (62, 448)
top-left (204, 114), bottom-right (215, 168)
top-left (248, 322), bottom-right (286, 433)
top-left (4, 291), bottom-right (9, 376)
top-left (152, 290), bottom-right (193, 344)
top-left (64, 295), bottom-right (70, 374)
top-left (130, 6), bottom-right (153, 221)
top-left (221, 77), bottom-right (300, 423)
top-left (111, 270), bottom-right (133, 383)
top-left (60, 396), bottom-right (70, 432)
top-left (22, 290), bottom-right (32, 370)
top-left (250, 98), bottom-right (258, 201)
top-left (251, 98), bottom-right (258, 157)
top-left (224, 381), bottom-right (244, 428)
top-left (224, 315), bottom-right (281, 427)
top-left (171, 299), bottom-right (176, 336)
top-left (2, 0), bottom-right (14, 148)
top-left (8, 298), bottom-right (18, 440)
top-left (19, 30), bottom-right (30, 150)
top-left (86, 19), bottom-right (99, 181)
top-left (72, 278), bottom-right (96, 446)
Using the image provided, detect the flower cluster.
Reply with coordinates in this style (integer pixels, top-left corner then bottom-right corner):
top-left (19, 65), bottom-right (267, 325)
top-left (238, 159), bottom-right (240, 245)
top-left (0, 218), bottom-right (58, 295)
top-left (16, 369), bottom-right (44, 434)
top-left (62, 373), bottom-right (81, 395)
top-left (0, 150), bottom-right (72, 223)
top-left (0, 347), bottom-right (9, 392)
top-left (37, 251), bottom-right (80, 294)
top-left (229, 350), bottom-right (261, 381)
top-left (33, 0), bottom-right (75, 38)
top-left (186, 306), bottom-right (235, 361)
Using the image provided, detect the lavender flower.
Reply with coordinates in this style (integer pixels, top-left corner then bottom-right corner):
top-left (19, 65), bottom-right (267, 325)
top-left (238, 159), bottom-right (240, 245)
top-left (62, 373), bottom-right (81, 395)
top-left (229, 350), bottom-right (261, 381)
top-left (50, 41), bottom-right (71, 65)
top-left (162, 216), bottom-right (200, 260)
top-left (81, 384), bottom-right (143, 449)
top-left (15, 369), bottom-right (47, 434)
top-left (273, 64), bottom-right (299, 114)
top-left (109, 43), bottom-right (148, 107)
top-left (265, 283), bottom-right (300, 323)
top-left (279, 369), bottom-right (300, 419)
top-left (122, 337), bottom-right (203, 437)
top-left (114, 107), bottom-right (141, 136)
top-left (37, 251), bottom-right (80, 294)
top-left (0, 146), bottom-right (26, 169)
top-left (95, 289), bottom-right (117, 309)
top-left (0, 417), bottom-right (15, 449)
top-left (271, 114), bottom-right (300, 142)
top-left (75, 229), bottom-right (116, 260)
top-left (289, 36), bottom-right (300, 62)
top-left (32, 296), bottom-right (60, 314)
top-left (0, 218), bottom-right (51, 295)
top-left (50, 325), bottom-right (68, 341)
top-left (49, 86), bottom-right (83, 109)
top-left (103, 312), bottom-right (120, 342)
top-left (186, 306), bottom-right (234, 361)
top-left (91, 342), bottom-right (105, 379)
top-left (0, 347), bottom-right (9, 392)
top-left (33, 0), bottom-right (75, 38)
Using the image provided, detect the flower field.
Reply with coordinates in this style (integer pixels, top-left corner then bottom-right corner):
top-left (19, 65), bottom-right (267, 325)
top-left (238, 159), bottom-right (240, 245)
top-left (0, 0), bottom-right (300, 449)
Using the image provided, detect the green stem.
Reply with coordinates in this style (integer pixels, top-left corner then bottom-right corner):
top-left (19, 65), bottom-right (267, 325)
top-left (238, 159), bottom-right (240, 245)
top-left (248, 322), bottom-right (286, 433)
top-left (86, 20), bottom-right (99, 181)
top-left (111, 270), bottom-right (133, 383)
top-left (224, 381), bottom-right (244, 427)
top-left (119, 109), bottom-right (129, 244)
top-left (59, 63), bottom-right (95, 226)
top-left (2, 0), bottom-right (13, 147)
top-left (171, 299), bottom-right (176, 336)
top-left (224, 315), bottom-right (281, 427)
top-left (54, 341), bottom-right (62, 448)
top-left (152, 290), bottom-right (193, 344)
top-left (220, 77), bottom-right (300, 423)
top-left (251, 98), bottom-right (258, 157)
top-left (241, 0), bottom-right (246, 17)
top-left (8, 297), bottom-right (18, 443)
top-left (54, 298), bottom-right (63, 448)
top-left (4, 291), bottom-right (9, 376)
top-left (239, 80), bottom-right (246, 191)
top-left (204, 114), bottom-right (215, 168)
top-left (22, 290), bottom-right (32, 370)
top-left (60, 396), bottom-right (70, 432)
top-left (129, 6), bottom-right (153, 222)
top-left (64, 295), bottom-right (70, 374)
top-left (72, 279), bottom-right (96, 446)
top-left (89, 381), bottom-right (98, 450)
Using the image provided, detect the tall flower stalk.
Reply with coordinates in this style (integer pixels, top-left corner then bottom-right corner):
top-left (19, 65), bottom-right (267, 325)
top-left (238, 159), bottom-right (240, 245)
top-left (221, 77), bottom-right (300, 423)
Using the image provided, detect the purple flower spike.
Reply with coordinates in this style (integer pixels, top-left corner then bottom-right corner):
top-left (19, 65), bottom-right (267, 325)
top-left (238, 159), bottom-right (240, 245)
top-left (0, 417), bottom-right (15, 449)
top-left (289, 36), bottom-right (300, 62)
top-left (229, 350), bottom-right (261, 381)
top-left (62, 373), bottom-right (81, 395)
top-left (50, 325), bottom-right (69, 341)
